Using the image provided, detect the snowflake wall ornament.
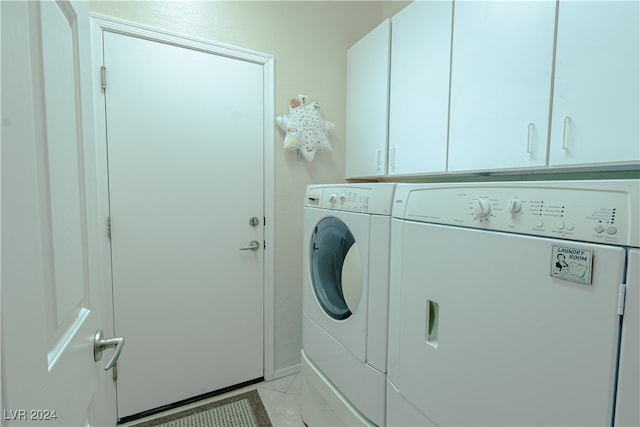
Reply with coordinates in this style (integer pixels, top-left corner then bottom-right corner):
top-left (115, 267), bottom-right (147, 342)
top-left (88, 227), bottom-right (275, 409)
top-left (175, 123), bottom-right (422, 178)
top-left (275, 95), bottom-right (334, 161)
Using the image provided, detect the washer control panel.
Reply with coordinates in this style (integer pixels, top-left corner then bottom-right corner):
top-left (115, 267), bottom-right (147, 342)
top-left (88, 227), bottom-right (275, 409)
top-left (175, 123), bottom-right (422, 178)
top-left (393, 180), bottom-right (639, 247)
top-left (305, 183), bottom-right (396, 215)
top-left (327, 190), bottom-right (370, 211)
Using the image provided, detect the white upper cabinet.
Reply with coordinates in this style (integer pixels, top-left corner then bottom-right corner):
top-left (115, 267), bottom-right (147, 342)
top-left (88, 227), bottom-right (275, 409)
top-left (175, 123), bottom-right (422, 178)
top-left (447, 1), bottom-right (556, 172)
top-left (549, 1), bottom-right (640, 167)
top-left (388, 1), bottom-right (453, 176)
top-left (345, 19), bottom-right (391, 179)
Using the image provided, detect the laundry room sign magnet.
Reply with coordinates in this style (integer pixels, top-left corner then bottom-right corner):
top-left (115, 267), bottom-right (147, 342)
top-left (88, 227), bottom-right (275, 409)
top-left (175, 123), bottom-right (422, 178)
top-left (550, 245), bottom-right (594, 285)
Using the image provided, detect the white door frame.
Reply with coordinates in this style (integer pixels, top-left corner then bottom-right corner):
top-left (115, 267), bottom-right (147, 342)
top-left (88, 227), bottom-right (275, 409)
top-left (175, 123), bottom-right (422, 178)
top-left (89, 13), bottom-right (276, 382)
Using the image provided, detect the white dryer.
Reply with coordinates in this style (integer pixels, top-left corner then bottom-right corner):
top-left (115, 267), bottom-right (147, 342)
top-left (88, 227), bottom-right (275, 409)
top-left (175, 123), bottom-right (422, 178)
top-left (387, 179), bottom-right (639, 426)
top-left (301, 183), bottom-right (396, 427)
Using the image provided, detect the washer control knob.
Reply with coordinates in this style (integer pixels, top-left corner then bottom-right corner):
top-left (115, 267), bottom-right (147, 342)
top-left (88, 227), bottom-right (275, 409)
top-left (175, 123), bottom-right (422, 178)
top-left (507, 198), bottom-right (522, 214)
top-left (328, 193), bottom-right (338, 203)
top-left (473, 199), bottom-right (491, 218)
top-left (339, 193), bottom-right (347, 203)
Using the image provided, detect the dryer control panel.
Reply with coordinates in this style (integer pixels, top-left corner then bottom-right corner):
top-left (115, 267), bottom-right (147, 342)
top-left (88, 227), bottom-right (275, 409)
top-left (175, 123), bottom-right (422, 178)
top-left (305, 183), bottom-right (396, 215)
top-left (393, 180), bottom-right (639, 247)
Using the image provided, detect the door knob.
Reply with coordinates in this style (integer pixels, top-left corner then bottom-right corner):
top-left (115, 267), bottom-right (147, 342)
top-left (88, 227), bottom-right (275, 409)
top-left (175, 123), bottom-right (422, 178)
top-left (94, 330), bottom-right (125, 371)
top-left (239, 240), bottom-right (261, 251)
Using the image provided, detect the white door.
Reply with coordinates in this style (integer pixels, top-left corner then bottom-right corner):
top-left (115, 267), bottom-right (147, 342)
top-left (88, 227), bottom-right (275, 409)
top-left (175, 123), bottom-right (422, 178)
top-left (549, 1), bottom-right (640, 167)
top-left (101, 31), bottom-right (265, 418)
top-left (2, 1), bottom-right (117, 426)
top-left (394, 223), bottom-right (625, 426)
top-left (447, 1), bottom-right (555, 172)
top-left (388, 0), bottom-right (451, 176)
top-left (345, 19), bottom-right (390, 179)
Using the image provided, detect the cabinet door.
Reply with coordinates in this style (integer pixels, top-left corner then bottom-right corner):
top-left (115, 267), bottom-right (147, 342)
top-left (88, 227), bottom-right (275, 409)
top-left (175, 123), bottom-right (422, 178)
top-left (345, 19), bottom-right (390, 179)
top-left (448, 1), bottom-right (555, 172)
top-left (388, 1), bottom-right (452, 176)
top-left (549, 1), bottom-right (639, 167)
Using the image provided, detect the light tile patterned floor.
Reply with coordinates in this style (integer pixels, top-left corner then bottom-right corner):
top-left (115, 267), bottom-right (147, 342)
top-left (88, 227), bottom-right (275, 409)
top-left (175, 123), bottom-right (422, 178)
top-left (255, 374), bottom-right (304, 426)
top-left (120, 373), bottom-right (305, 427)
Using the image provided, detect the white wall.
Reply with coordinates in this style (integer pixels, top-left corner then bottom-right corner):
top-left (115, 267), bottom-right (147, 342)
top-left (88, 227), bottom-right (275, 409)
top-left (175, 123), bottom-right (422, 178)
top-left (89, 0), bottom-right (409, 375)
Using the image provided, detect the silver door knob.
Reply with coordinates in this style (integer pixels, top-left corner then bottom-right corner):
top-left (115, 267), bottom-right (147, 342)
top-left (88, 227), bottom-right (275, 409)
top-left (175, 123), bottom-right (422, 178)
top-left (239, 240), bottom-right (260, 251)
top-left (94, 330), bottom-right (125, 371)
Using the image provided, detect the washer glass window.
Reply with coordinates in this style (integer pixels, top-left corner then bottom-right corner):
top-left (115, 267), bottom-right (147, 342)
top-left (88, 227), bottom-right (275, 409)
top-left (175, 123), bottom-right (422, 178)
top-left (310, 217), bottom-right (363, 320)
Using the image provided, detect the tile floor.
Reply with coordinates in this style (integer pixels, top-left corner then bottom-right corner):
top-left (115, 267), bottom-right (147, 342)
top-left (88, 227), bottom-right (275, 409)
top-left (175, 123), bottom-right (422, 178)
top-left (120, 373), bottom-right (305, 427)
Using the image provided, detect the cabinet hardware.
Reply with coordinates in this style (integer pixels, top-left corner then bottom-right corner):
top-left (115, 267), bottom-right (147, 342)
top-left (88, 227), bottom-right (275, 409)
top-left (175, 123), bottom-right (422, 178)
top-left (526, 122), bottom-right (534, 154)
top-left (562, 116), bottom-right (571, 150)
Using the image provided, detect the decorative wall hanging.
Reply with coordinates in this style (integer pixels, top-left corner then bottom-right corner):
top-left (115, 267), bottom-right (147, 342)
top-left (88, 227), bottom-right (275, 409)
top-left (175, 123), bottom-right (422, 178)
top-left (275, 95), bottom-right (334, 161)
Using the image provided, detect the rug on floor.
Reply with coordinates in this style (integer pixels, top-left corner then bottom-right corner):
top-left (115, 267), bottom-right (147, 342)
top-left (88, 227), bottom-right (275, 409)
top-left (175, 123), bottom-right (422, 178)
top-left (130, 390), bottom-right (273, 427)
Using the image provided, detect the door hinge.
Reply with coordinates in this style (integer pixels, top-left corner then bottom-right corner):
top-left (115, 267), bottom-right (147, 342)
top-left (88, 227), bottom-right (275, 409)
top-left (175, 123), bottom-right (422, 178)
top-left (100, 66), bottom-right (107, 90)
top-left (617, 283), bottom-right (627, 315)
top-left (107, 216), bottom-right (112, 239)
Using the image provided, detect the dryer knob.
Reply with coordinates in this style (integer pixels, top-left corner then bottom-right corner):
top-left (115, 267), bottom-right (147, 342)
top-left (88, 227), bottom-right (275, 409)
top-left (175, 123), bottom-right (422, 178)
top-left (507, 198), bottom-right (522, 214)
top-left (473, 198), bottom-right (491, 218)
top-left (329, 193), bottom-right (338, 203)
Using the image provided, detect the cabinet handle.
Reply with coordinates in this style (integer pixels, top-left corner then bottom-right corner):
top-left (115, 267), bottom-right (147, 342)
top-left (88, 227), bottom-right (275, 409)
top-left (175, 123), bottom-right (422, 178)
top-left (376, 148), bottom-right (382, 170)
top-left (562, 116), bottom-right (570, 150)
top-left (390, 147), bottom-right (396, 171)
top-left (526, 122), bottom-right (534, 155)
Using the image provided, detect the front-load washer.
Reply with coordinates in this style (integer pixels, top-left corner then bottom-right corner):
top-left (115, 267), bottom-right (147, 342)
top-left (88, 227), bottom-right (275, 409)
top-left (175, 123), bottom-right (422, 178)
top-left (301, 183), bottom-right (396, 427)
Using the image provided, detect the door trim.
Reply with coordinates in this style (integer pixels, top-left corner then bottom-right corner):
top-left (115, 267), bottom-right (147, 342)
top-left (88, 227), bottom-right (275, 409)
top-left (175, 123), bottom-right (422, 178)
top-left (89, 12), bottom-right (276, 381)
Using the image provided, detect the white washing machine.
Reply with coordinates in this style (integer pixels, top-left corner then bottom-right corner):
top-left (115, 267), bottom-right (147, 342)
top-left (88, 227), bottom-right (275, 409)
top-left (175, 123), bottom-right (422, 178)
top-left (387, 179), bottom-right (639, 426)
top-left (301, 183), bottom-right (396, 427)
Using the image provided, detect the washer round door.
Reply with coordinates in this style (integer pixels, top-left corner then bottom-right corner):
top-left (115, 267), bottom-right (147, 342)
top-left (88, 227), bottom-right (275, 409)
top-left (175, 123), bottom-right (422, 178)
top-left (309, 217), bottom-right (363, 320)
